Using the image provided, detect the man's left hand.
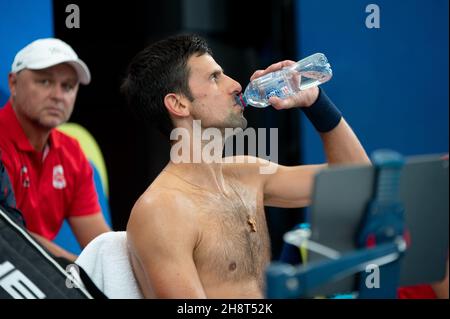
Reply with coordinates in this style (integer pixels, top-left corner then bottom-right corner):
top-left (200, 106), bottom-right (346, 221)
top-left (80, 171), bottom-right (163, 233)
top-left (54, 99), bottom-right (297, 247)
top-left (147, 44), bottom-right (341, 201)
top-left (250, 60), bottom-right (319, 110)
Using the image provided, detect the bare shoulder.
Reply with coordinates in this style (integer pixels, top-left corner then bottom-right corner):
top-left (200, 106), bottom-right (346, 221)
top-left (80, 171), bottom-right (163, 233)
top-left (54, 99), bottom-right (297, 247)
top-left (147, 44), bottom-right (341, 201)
top-left (127, 187), bottom-right (199, 252)
top-left (222, 155), bottom-right (279, 181)
top-left (128, 187), bottom-right (195, 231)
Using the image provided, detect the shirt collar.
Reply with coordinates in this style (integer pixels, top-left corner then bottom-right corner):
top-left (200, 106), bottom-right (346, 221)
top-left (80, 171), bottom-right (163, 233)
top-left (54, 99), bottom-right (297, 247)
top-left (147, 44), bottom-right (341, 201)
top-left (48, 128), bottom-right (61, 149)
top-left (0, 100), bottom-right (61, 152)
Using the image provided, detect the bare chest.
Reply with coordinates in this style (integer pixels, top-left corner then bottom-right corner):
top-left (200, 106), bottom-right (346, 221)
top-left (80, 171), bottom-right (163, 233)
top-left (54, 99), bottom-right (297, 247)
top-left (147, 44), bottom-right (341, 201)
top-left (192, 181), bottom-right (271, 286)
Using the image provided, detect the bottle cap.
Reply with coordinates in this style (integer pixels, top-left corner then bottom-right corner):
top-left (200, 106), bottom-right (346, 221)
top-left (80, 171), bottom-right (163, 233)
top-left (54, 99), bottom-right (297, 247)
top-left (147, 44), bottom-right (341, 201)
top-left (235, 94), bottom-right (247, 108)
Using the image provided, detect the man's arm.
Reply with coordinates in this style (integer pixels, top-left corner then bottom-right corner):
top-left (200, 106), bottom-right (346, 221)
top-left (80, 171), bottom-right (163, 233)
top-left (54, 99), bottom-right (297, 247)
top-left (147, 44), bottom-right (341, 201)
top-left (249, 60), bottom-right (370, 208)
top-left (127, 193), bottom-right (207, 298)
top-left (431, 256), bottom-right (449, 299)
top-left (30, 232), bottom-right (78, 262)
top-left (68, 212), bottom-right (111, 248)
top-left (318, 118), bottom-right (370, 164)
top-left (262, 119), bottom-right (370, 207)
top-left (32, 211), bottom-right (111, 262)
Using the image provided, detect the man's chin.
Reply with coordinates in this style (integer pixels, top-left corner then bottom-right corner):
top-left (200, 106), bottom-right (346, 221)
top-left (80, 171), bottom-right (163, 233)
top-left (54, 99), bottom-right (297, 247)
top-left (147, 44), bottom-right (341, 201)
top-left (227, 114), bottom-right (247, 130)
top-left (203, 114), bottom-right (248, 131)
top-left (39, 118), bottom-right (66, 130)
top-left (238, 116), bottom-right (248, 130)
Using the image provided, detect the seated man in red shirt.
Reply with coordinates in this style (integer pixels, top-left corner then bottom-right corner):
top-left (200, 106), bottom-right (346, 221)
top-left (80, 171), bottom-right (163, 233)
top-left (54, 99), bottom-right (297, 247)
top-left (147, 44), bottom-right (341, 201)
top-left (0, 38), bottom-right (110, 261)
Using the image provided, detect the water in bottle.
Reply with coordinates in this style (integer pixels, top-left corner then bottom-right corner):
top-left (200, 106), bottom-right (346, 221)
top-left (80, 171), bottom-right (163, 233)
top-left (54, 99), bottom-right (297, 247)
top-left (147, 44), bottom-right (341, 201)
top-left (236, 53), bottom-right (332, 108)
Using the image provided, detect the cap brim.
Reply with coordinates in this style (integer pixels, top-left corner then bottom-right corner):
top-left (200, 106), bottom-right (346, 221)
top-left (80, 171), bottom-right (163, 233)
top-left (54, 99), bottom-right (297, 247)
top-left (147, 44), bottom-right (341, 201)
top-left (26, 58), bottom-right (91, 85)
top-left (66, 60), bottom-right (91, 85)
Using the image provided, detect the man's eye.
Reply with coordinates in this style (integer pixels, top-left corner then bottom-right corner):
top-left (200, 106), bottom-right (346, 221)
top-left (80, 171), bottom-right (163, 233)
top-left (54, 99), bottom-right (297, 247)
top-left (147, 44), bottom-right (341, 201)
top-left (62, 84), bottom-right (74, 92)
top-left (39, 79), bottom-right (50, 86)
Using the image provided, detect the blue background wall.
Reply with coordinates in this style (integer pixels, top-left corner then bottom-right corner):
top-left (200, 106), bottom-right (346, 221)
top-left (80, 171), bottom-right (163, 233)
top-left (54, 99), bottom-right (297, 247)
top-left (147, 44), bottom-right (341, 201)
top-left (0, 0), bottom-right (53, 105)
top-left (1, 0), bottom-right (447, 161)
top-left (296, 0), bottom-right (449, 163)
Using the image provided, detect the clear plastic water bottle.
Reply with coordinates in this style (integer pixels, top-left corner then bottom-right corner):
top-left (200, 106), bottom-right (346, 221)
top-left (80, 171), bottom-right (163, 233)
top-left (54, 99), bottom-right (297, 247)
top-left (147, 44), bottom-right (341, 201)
top-left (236, 53), bottom-right (333, 108)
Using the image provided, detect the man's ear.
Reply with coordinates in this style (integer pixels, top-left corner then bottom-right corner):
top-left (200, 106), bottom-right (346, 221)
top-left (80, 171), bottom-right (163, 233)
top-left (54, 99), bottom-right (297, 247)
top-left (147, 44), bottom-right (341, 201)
top-left (8, 73), bottom-right (18, 99)
top-left (164, 93), bottom-right (190, 117)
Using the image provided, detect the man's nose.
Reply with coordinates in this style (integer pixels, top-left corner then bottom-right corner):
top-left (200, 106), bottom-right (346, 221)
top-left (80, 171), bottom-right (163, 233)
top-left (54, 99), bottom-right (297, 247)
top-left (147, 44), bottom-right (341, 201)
top-left (229, 76), bottom-right (242, 95)
top-left (50, 84), bottom-right (65, 100)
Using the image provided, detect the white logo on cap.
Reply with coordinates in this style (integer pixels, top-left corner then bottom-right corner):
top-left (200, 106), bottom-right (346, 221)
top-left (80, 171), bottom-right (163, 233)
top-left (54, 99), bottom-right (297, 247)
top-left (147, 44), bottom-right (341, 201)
top-left (49, 47), bottom-right (72, 57)
top-left (53, 165), bottom-right (66, 189)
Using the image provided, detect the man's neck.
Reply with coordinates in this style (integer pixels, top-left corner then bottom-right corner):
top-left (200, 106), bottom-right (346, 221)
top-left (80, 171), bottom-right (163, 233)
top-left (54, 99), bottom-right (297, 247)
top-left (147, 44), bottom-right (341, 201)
top-left (167, 121), bottom-right (231, 192)
top-left (171, 120), bottom-right (227, 161)
top-left (167, 161), bottom-right (227, 194)
top-left (11, 102), bottom-right (51, 152)
top-left (166, 135), bottom-right (224, 192)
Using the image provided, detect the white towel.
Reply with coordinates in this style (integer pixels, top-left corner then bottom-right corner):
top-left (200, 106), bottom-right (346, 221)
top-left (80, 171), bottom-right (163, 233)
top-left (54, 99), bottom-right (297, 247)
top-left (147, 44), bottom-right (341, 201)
top-left (76, 231), bottom-right (143, 299)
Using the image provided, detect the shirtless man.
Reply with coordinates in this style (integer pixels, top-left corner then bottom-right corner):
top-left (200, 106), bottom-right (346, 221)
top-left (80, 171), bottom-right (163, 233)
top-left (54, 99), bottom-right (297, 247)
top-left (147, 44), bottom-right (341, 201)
top-left (121, 34), bottom-right (370, 298)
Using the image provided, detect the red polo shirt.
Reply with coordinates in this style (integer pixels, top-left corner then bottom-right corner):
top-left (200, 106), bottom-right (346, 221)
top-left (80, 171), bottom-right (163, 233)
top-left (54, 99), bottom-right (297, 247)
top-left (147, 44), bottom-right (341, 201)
top-left (0, 101), bottom-right (100, 240)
